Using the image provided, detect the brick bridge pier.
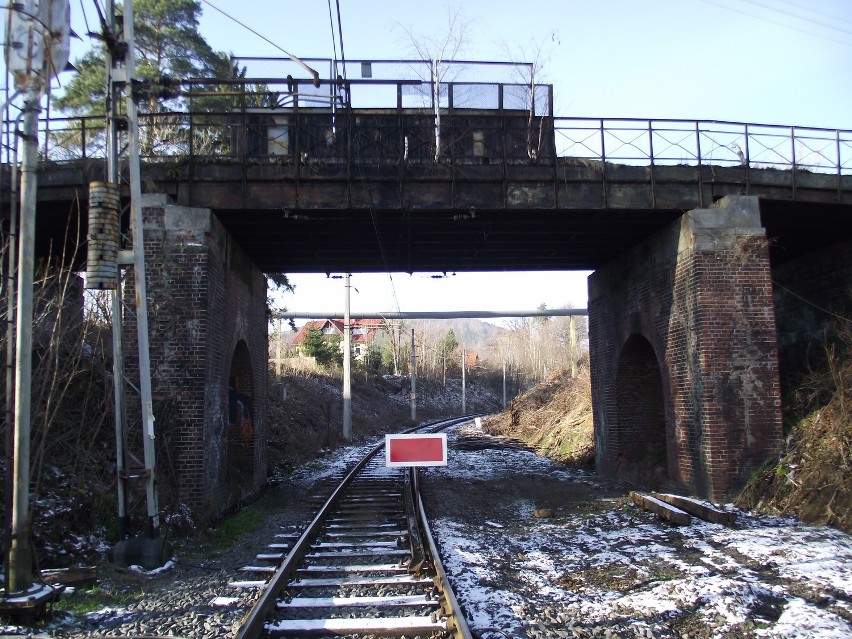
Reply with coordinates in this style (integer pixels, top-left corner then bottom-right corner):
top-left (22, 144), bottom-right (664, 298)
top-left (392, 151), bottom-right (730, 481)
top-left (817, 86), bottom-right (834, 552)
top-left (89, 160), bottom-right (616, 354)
top-left (129, 195), bottom-right (268, 516)
top-left (589, 196), bottom-right (783, 500)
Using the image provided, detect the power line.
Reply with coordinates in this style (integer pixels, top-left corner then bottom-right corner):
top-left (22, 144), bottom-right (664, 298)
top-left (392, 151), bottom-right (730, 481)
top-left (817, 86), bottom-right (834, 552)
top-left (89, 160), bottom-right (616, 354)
top-left (694, 0), bottom-right (852, 48)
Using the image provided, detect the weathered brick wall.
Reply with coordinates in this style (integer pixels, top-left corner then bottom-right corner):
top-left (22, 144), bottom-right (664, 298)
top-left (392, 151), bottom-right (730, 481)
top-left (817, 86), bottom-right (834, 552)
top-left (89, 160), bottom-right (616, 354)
top-left (589, 196), bottom-right (783, 500)
top-left (772, 239), bottom-right (852, 399)
top-left (124, 195), bottom-right (267, 522)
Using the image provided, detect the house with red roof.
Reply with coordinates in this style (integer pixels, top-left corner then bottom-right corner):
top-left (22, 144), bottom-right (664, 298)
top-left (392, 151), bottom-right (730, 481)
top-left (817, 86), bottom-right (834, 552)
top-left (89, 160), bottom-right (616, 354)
top-left (292, 318), bottom-right (387, 360)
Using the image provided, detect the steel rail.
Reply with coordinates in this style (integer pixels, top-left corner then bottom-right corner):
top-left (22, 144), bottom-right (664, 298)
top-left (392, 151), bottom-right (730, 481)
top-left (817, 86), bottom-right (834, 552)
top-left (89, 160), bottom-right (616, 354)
top-left (411, 467), bottom-right (474, 639)
top-left (235, 416), bottom-right (475, 639)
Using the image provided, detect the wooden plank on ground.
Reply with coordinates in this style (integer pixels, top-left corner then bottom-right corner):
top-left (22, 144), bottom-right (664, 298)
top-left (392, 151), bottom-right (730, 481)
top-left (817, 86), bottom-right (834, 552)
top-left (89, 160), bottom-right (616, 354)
top-left (629, 491), bottom-right (691, 526)
top-left (41, 566), bottom-right (98, 587)
top-left (651, 492), bottom-right (737, 526)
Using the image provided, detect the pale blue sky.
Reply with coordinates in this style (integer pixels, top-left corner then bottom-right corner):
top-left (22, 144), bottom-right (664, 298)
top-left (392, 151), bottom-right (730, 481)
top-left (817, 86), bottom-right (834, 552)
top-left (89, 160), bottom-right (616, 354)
top-left (193, 0), bottom-right (852, 128)
top-left (12, 0), bottom-right (852, 320)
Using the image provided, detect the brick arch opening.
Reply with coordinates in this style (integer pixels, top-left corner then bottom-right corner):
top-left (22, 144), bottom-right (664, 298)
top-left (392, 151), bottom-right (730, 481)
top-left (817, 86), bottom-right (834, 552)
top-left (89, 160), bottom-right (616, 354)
top-left (615, 334), bottom-right (668, 487)
top-left (225, 340), bottom-right (256, 499)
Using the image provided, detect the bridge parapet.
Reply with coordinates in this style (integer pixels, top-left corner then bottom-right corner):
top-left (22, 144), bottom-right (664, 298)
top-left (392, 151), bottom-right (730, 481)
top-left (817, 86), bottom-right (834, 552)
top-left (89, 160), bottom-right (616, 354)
top-left (15, 56), bottom-right (849, 194)
top-left (27, 119), bottom-right (852, 215)
top-left (22, 113), bottom-right (852, 210)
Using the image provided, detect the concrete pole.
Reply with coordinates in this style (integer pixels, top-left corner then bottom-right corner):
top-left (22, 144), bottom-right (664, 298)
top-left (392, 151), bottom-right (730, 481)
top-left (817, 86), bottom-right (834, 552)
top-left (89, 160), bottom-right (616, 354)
top-left (4, 112), bottom-right (22, 567)
top-left (410, 329), bottom-right (416, 422)
top-left (276, 317), bottom-right (283, 378)
top-left (461, 347), bottom-right (466, 415)
top-left (8, 86), bottom-right (40, 594)
top-left (502, 360), bottom-right (507, 409)
top-left (570, 315), bottom-right (578, 379)
top-left (342, 274), bottom-right (352, 442)
top-left (124, 0), bottom-right (160, 538)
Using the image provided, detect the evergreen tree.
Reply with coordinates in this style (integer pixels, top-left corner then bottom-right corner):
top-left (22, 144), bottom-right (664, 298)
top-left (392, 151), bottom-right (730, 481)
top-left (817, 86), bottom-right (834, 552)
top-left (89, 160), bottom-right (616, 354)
top-left (56, 0), bottom-right (228, 114)
top-left (51, 0), bottom-right (231, 158)
top-left (439, 329), bottom-right (459, 360)
top-left (438, 329), bottom-right (459, 384)
top-left (302, 327), bottom-right (342, 368)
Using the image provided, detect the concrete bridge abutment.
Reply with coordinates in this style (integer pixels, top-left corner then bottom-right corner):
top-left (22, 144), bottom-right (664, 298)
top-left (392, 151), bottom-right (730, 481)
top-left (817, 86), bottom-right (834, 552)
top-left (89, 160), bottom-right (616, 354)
top-left (125, 195), bottom-right (268, 522)
top-left (589, 196), bottom-right (783, 500)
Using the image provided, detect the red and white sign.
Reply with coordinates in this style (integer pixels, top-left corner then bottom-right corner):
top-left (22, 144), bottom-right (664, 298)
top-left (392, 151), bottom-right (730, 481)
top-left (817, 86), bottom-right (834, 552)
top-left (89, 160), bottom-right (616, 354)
top-left (385, 433), bottom-right (448, 467)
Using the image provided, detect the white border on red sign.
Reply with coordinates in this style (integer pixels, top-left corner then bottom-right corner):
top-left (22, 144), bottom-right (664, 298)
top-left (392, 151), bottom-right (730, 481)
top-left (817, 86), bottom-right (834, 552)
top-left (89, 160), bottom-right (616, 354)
top-left (385, 433), bottom-right (448, 467)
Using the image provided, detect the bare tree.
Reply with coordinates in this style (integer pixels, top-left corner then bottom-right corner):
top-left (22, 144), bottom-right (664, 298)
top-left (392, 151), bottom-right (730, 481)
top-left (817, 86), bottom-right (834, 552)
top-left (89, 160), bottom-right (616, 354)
top-left (395, 2), bottom-right (477, 160)
top-left (1, 235), bottom-right (116, 502)
top-left (499, 31), bottom-right (561, 160)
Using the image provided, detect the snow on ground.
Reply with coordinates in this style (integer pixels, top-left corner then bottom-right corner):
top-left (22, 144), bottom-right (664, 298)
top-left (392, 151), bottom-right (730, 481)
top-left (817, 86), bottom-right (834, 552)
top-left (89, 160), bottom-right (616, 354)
top-left (3, 420), bottom-right (849, 638)
top-left (422, 422), bottom-right (852, 638)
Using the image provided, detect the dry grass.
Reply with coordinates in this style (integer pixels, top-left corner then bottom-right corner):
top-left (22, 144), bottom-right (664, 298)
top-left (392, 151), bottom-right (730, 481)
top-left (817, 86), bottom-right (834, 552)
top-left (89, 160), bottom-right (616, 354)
top-left (482, 368), bottom-right (594, 465)
top-left (738, 324), bottom-right (851, 533)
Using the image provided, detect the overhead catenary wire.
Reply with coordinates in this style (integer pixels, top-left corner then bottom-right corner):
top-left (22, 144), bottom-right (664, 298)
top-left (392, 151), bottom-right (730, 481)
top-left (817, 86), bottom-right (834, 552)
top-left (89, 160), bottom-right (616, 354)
top-left (77, 0), bottom-right (92, 36)
top-left (740, 0), bottom-right (852, 37)
top-left (326, 0), bottom-right (339, 70)
top-left (334, 0), bottom-right (347, 81)
top-left (694, 0), bottom-right (852, 47)
top-left (198, 0), bottom-right (320, 85)
top-left (772, 279), bottom-right (852, 324)
top-left (775, 0), bottom-right (852, 28)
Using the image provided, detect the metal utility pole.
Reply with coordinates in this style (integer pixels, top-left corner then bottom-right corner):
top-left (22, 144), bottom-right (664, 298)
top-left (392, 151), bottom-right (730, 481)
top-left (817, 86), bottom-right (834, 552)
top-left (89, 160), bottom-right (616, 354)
top-left (96, 0), bottom-right (161, 549)
top-left (104, 0), bottom-right (129, 543)
top-left (124, 0), bottom-right (160, 539)
top-left (342, 274), bottom-right (352, 442)
top-left (410, 329), bottom-right (416, 422)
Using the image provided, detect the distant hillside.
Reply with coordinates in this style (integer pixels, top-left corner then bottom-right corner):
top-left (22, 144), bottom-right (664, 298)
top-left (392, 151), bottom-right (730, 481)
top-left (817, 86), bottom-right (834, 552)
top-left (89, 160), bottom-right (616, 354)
top-left (407, 318), bottom-right (505, 360)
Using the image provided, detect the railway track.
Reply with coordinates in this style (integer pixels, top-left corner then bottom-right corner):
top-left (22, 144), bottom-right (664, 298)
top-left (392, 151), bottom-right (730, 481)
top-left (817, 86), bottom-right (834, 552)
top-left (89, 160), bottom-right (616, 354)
top-left (233, 418), bottom-right (475, 639)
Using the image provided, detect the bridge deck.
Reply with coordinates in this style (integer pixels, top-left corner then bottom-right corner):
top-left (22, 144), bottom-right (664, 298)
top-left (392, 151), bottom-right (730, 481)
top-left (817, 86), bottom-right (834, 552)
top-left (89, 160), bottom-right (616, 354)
top-left (7, 106), bottom-right (852, 273)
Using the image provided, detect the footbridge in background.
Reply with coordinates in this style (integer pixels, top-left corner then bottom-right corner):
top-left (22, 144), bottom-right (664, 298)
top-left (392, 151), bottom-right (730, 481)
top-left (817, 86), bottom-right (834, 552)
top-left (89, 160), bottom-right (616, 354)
top-left (4, 58), bottom-right (852, 519)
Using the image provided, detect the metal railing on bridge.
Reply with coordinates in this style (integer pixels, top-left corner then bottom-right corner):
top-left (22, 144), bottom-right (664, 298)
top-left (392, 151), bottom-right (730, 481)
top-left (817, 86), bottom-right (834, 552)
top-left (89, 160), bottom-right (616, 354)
top-left (555, 117), bottom-right (852, 176)
top-left (5, 57), bottom-right (851, 188)
top-left (22, 115), bottom-right (852, 178)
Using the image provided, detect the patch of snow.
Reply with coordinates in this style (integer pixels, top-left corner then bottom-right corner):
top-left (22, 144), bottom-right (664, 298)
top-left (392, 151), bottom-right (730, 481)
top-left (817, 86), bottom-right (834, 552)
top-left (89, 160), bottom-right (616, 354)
top-left (129, 558), bottom-right (176, 575)
top-left (426, 421), bottom-right (852, 637)
top-left (759, 597), bottom-right (852, 638)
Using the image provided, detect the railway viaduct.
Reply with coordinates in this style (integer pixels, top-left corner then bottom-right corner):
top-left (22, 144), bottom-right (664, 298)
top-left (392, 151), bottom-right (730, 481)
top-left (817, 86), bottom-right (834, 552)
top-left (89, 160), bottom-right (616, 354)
top-left (5, 65), bottom-right (852, 520)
